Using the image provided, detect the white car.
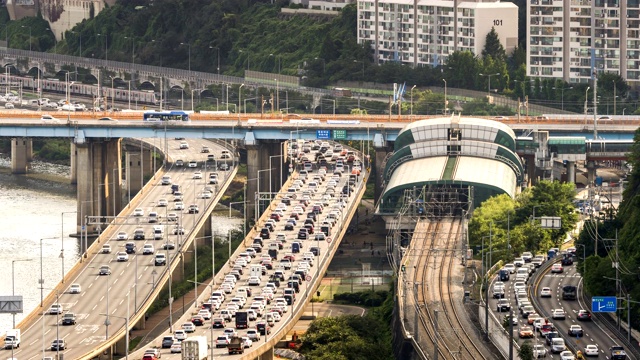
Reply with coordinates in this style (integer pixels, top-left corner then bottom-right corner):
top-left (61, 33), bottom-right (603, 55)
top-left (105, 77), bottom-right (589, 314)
top-left (188, 160), bottom-right (198, 168)
top-left (200, 191), bottom-right (212, 199)
top-left (142, 244), bottom-right (155, 255)
top-left (181, 321), bottom-right (196, 333)
top-left (551, 308), bottom-right (566, 320)
top-left (584, 344), bottom-right (599, 356)
top-left (116, 231), bottom-right (128, 240)
top-left (559, 351), bottom-right (575, 360)
top-left (223, 328), bottom-right (238, 338)
top-left (198, 309), bottom-right (212, 320)
top-left (170, 342), bottom-right (182, 353)
top-left (116, 252), bottom-right (129, 262)
top-left (540, 287), bottom-right (552, 297)
top-left (174, 329), bottom-right (187, 341)
top-left (167, 212), bottom-right (178, 221)
top-left (246, 329), bottom-right (261, 341)
top-left (514, 257), bottom-right (525, 267)
top-left (158, 199), bottom-right (168, 207)
top-left (133, 208), bottom-right (144, 216)
top-left (532, 344), bottom-right (547, 358)
top-left (513, 281), bottom-right (526, 293)
top-left (175, 202), bottom-right (185, 210)
top-left (179, 141), bottom-right (189, 149)
top-left (48, 303), bottom-right (63, 315)
top-left (69, 283), bottom-right (81, 294)
top-left (193, 171), bottom-right (203, 179)
top-left (41, 114), bottom-right (60, 122)
top-left (248, 276), bottom-right (261, 286)
top-left (148, 211), bottom-right (159, 223)
top-left (242, 337), bottom-right (253, 348)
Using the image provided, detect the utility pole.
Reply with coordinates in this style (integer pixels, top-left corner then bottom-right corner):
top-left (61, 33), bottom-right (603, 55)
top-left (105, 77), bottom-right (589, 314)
top-left (433, 310), bottom-right (439, 360)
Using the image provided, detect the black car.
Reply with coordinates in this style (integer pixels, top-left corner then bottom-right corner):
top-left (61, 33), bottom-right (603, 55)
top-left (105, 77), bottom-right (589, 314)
top-left (264, 222), bottom-right (274, 232)
top-left (256, 321), bottom-right (271, 335)
top-left (191, 316), bottom-right (205, 326)
top-left (297, 229), bottom-right (309, 240)
top-left (260, 228), bottom-right (271, 239)
top-left (61, 313), bottom-right (76, 325)
top-left (496, 299), bottom-right (510, 312)
top-left (163, 242), bottom-right (176, 250)
top-left (125, 243), bottom-right (136, 254)
top-left (577, 310), bottom-right (592, 321)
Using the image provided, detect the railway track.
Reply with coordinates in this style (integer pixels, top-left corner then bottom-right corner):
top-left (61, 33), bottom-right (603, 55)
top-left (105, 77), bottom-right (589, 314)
top-left (412, 218), bottom-right (487, 360)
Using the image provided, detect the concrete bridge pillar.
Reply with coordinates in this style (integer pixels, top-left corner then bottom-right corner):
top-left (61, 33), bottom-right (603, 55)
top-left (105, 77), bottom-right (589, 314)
top-left (587, 160), bottom-right (597, 186)
top-left (566, 161), bottom-right (576, 184)
top-left (25, 139), bottom-right (33, 161)
top-left (75, 139), bottom-right (123, 233)
top-left (246, 140), bottom-right (283, 222)
top-left (126, 151), bottom-right (144, 195)
top-left (256, 348), bottom-right (274, 360)
top-left (11, 137), bottom-right (31, 174)
top-left (523, 154), bottom-right (536, 186)
top-left (70, 142), bottom-right (78, 184)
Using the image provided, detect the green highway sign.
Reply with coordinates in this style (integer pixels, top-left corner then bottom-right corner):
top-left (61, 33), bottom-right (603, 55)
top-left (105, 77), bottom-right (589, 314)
top-left (333, 129), bottom-right (347, 140)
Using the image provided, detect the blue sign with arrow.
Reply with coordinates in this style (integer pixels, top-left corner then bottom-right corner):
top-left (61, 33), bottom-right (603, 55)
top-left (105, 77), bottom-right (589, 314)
top-left (591, 296), bottom-right (617, 313)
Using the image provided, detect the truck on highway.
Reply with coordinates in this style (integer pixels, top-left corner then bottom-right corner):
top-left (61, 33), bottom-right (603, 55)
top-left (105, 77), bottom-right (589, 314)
top-left (228, 336), bottom-right (244, 355)
top-left (4, 329), bottom-right (20, 349)
top-left (181, 336), bottom-right (208, 360)
top-left (610, 345), bottom-right (627, 360)
top-left (235, 311), bottom-right (248, 329)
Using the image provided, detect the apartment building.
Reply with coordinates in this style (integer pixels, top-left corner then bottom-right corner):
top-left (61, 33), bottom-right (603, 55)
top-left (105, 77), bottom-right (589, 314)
top-left (357, 0), bottom-right (518, 66)
top-left (527, 0), bottom-right (639, 86)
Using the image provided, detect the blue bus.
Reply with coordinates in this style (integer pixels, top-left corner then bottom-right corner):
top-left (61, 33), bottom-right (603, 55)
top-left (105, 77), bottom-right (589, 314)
top-left (143, 111), bottom-right (190, 122)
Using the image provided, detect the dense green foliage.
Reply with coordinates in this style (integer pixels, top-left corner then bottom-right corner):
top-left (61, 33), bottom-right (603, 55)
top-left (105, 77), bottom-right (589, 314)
top-left (469, 181), bottom-right (578, 263)
top-left (332, 290), bottom-right (389, 307)
top-left (299, 287), bottom-right (394, 360)
top-left (33, 139), bottom-right (71, 162)
top-left (578, 127), bottom-right (640, 329)
top-left (518, 342), bottom-right (534, 360)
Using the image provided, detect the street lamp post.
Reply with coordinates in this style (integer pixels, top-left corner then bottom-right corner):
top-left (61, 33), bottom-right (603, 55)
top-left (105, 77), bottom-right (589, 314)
top-left (209, 46), bottom-right (220, 74)
top-left (124, 36), bottom-right (136, 64)
top-left (61, 211), bottom-right (76, 283)
top-left (71, 31), bottom-right (82, 57)
top-left (97, 33), bottom-right (108, 60)
top-left (315, 57), bottom-right (325, 73)
top-left (100, 287), bottom-right (132, 360)
top-left (269, 53), bottom-right (281, 74)
top-left (39, 237), bottom-right (58, 307)
top-left (238, 83), bottom-right (245, 118)
top-left (239, 49), bottom-right (250, 71)
top-left (180, 42), bottom-right (191, 72)
top-left (442, 79), bottom-right (447, 115)
top-left (257, 169), bottom-right (271, 219)
top-left (21, 25), bottom-right (31, 51)
top-left (274, 79), bottom-right (279, 113)
top-left (479, 72), bottom-right (500, 95)
top-left (584, 87), bottom-right (591, 116)
top-left (269, 155), bottom-right (285, 195)
top-left (12, 259), bottom-right (31, 328)
top-left (410, 85), bottom-right (417, 115)
top-left (552, 86), bottom-right (573, 111)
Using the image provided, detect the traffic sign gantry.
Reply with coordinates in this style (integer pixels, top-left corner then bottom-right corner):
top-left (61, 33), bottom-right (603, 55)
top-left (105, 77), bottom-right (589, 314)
top-left (591, 296), bottom-right (617, 312)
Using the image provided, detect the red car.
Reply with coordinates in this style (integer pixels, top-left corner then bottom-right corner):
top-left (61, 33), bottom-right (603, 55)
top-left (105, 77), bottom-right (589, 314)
top-left (270, 213), bottom-right (281, 221)
top-left (283, 254), bottom-right (296, 262)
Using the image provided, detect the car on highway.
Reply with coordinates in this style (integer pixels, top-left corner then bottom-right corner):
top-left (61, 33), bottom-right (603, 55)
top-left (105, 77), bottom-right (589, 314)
top-left (212, 318), bottom-right (226, 328)
top-left (175, 159), bottom-right (184, 167)
top-left (514, 257), bottom-right (525, 267)
top-left (61, 313), bottom-right (76, 325)
top-left (158, 198), bottom-right (168, 207)
top-left (142, 244), bottom-right (155, 255)
top-left (496, 299), bottom-right (510, 312)
top-left (101, 244), bottom-right (112, 254)
top-left (179, 141), bottom-right (189, 149)
top-left (519, 325), bottom-right (534, 338)
top-left (577, 309), bottom-right (592, 321)
top-left (50, 339), bottom-right (66, 351)
top-left (540, 287), bottom-right (552, 297)
top-left (551, 263), bottom-right (564, 273)
top-left (200, 191), bottom-right (212, 199)
top-left (41, 114), bottom-right (60, 122)
top-left (48, 303), bottom-right (63, 315)
top-left (503, 263), bottom-right (516, 273)
top-left (533, 344), bottom-right (547, 358)
top-left (583, 344), bottom-right (599, 356)
top-left (188, 204), bottom-right (199, 214)
top-left (163, 241), bottom-right (176, 250)
top-left (193, 171), bottom-right (203, 179)
top-left (125, 242), bottom-right (136, 254)
top-left (170, 343), bottom-right (182, 353)
top-left (148, 211), bottom-right (160, 223)
top-left (116, 251), bottom-right (129, 262)
top-left (559, 351), bottom-right (575, 360)
top-left (181, 321), bottom-right (196, 333)
top-left (175, 202), bottom-right (185, 210)
top-left (133, 208), bottom-right (144, 216)
top-left (215, 335), bottom-right (230, 348)
top-left (188, 160), bottom-right (198, 168)
top-left (162, 336), bottom-right (176, 348)
top-left (99, 265), bottom-right (111, 275)
top-left (513, 281), bottom-right (526, 293)
top-left (69, 283), bottom-right (81, 294)
top-left (551, 309), bottom-right (566, 320)
top-left (201, 146), bottom-right (210, 153)
top-left (191, 315), bottom-right (205, 326)
top-left (116, 231), bottom-right (128, 240)
top-left (154, 254), bottom-right (167, 266)
top-left (99, 116), bottom-right (115, 121)
top-left (568, 324), bottom-right (584, 337)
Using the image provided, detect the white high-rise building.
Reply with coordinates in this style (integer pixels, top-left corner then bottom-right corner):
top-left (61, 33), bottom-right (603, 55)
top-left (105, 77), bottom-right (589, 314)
top-left (357, 0), bottom-right (518, 66)
top-left (527, 0), bottom-right (639, 86)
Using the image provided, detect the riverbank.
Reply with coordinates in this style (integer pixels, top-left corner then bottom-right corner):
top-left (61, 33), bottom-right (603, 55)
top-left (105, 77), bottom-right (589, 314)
top-left (0, 153), bottom-right (73, 185)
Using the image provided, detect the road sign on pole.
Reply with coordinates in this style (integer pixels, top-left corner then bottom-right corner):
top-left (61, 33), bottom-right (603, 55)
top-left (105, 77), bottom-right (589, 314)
top-left (591, 296), bottom-right (617, 312)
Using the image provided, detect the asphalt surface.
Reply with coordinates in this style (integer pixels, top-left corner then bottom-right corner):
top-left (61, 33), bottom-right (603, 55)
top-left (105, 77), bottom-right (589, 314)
top-left (128, 140), bottom-right (366, 359)
top-left (13, 138), bottom-right (235, 360)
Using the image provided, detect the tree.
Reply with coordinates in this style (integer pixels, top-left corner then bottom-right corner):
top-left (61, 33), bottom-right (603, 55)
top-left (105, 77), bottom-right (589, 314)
top-left (445, 51), bottom-right (481, 90)
top-left (518, 341), bottom-right (534, 360)
top-left (482, 27), bottom-right (506, 62)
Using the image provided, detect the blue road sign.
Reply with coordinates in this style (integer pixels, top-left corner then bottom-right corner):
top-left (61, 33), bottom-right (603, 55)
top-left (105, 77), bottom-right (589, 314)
top-left (316, 130), bottom-right (330, 139)
top-left (591, 296), bottom-right (617, 312)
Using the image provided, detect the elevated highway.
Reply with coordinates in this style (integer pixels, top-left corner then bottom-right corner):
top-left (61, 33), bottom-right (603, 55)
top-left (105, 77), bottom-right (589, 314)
top-left (13, 138), bottom-right (238, 359)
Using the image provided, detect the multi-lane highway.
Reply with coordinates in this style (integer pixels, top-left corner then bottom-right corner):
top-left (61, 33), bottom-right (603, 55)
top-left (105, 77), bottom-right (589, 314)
top-left (128, 140), bottom-right (367, 359)
top-left (12, 138), bottom-right (236, 359)
top-left (490, 256), bottom-right (635, 359)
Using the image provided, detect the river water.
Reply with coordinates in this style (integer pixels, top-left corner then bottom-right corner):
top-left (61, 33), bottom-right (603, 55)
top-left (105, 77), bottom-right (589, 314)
top-left (0, 157), bottom-right (242, 332)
